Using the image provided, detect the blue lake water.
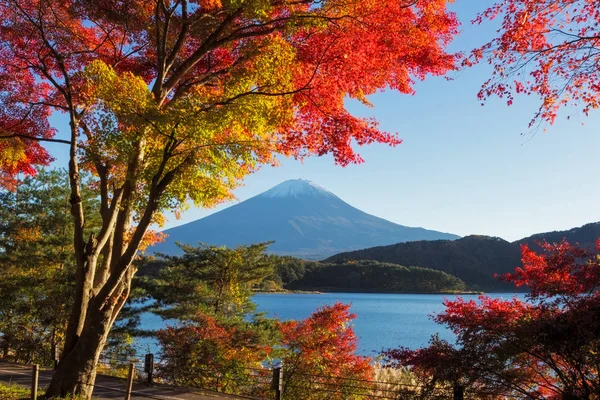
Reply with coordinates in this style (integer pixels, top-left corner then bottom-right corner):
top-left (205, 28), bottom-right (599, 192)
top-left (135, 293), bottom-right (521, 356)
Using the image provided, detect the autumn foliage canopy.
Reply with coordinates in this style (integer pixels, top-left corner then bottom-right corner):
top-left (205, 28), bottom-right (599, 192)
top-left (279, 302), bottom-right (373, 399)
top-left (471, 0), bottom-right (600, 126)
top-left (0, 0), bottom-right (459, 193)
top-left (156, 302), bottom-right (372, 399)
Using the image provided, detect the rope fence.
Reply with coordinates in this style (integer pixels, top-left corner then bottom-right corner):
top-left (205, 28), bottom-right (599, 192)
top-left (124, 351), bottom-right (466, 400)
top-left (2, 349), bottom-right (532, 399)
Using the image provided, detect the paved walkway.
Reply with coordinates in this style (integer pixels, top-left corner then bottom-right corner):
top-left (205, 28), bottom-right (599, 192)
top-left (0, 361), bottom-right (243, 400)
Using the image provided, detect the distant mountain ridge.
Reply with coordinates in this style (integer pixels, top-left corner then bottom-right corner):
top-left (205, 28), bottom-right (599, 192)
top-left (151, 179), bottom-right (460, 259)
top-left (515, 222), bottom-right (600, 249)
top-left (325, 222), bottom-right (600, 291)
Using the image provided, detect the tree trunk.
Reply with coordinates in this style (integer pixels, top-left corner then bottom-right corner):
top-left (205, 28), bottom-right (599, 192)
top-left (44, 281), bottom-right (128, 399)
top-left (2, 335), bottom-right (10, 359)
top-left (45, 122), bottom-right (165, 398)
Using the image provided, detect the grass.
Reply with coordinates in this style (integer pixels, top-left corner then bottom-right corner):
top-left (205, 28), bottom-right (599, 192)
top-left (0, 382), bottom-right (39, 400)
top-left (370, 362), bottom-right (423, 398)
top-left (0, 382), bottom-right (95, 400)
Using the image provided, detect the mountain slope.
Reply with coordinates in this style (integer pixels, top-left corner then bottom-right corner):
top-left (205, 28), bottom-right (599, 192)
top-left (326, 236), bottom-right (521, 290)
top-left (152, 179), bottom-right (460, 259)
top-left (325, 222), bottom-right (600, 291)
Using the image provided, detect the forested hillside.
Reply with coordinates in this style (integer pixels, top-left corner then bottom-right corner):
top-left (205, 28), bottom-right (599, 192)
top-left (283, 260), bottom-right (467, 293)
top-left (326, 223), bottom-right (600, 291)
top-left (326, 236), bottom-right (520, 291)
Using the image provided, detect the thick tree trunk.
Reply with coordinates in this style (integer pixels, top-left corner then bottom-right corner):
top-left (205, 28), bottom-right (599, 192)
top-left (44, 281), bottom-right (128, 399)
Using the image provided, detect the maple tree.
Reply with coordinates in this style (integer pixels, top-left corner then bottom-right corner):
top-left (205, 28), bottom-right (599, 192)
top-left (279, 302), bottom-right (374, 399)
top-left (156, 312), bottom-right (277, 397)
top-left (385, 240), bottom-right (600, 399)
top-left (156, 303), bottom-right (372, 399)
top-left (470, 0), bottom-right (600, 126)
top-left (0, 0), bottom-right (458, 397)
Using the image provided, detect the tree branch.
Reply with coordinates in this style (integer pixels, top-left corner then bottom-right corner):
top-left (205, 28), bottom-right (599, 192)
top-left (0, 133), bottom-right (71, 145)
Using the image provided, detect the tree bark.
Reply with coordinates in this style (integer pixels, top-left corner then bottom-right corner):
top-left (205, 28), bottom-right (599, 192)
top-left (63, 112), bottom-right (89, 356)
top-left (44, 280), bottom-right (129, 398)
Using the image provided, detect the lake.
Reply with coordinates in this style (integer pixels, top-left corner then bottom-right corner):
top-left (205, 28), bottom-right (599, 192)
top-left (134, 292), bottom-right (521, 356)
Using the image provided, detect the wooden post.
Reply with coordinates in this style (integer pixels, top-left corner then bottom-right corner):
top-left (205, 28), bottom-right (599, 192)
top-left (31, 364), bottom-right (39, 400)
top-left (453, 384), bottom-right (464, 400)
top-left (272, 365), bottom-right (283, 400)
top-left (124, 362), bottom-right (135, 400)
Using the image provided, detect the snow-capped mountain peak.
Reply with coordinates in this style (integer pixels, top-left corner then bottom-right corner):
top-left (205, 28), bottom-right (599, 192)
top-left (259, 179), bottom-right (333, 198)
top-left (152, 179), bottom-right (460, 259)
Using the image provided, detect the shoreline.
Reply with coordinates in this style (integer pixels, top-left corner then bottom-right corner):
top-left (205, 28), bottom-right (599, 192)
top-left (252, 289), bottom-right (485, 295)
top-left (252, 289), bottom-right (324, 294)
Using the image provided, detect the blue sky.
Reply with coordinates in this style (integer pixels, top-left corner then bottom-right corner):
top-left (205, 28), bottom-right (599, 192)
top-left (46, 1), bottom-right (600, 242)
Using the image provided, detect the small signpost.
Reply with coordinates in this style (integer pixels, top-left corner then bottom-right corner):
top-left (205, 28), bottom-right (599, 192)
top-left (453, 384), bottom-right (464, 400)
top-left (272, 364), bottom-right (283, 400)
top-left (144, 354), bottom-right (154, 385)
top-left (51, 344), bottom-right (59, 370)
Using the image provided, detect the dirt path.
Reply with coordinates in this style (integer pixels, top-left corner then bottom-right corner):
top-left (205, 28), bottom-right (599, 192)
top-left (0, 361), bottom-right (244, 400)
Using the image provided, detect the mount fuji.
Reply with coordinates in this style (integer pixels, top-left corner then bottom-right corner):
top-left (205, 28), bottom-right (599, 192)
top-left (151, 179), bottom-right (460, 259)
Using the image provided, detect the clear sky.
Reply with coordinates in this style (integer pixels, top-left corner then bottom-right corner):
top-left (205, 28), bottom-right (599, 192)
top-left (45, 1), bottom-right (600, 242)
